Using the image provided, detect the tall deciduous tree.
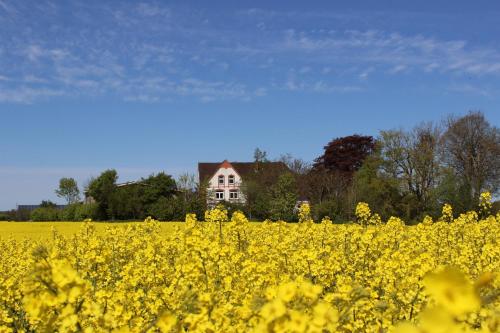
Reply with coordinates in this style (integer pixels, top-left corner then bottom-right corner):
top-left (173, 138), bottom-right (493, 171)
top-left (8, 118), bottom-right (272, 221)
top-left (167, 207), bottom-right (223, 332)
top-left (55, 178), bottom-right (80, 204)
top-left (253, 148), bottom-right (269, 163)
top-left (352, 147), bottom-right (402, 219)
top-left (268, 172), bottom-right (298, 221)
top-left (87, 169), bottom-right (118, 220)
top-left (441, 111), bottom-right (500, 202)
top-left (379, 123), bottom-right (441, 217)
top-left (314, 135), bottom-right (375, 177)
top-left (278, 153), bottom-right (311, 175)
top-left (141, 172), bottom-right (177, 207)
top-left (307, 135), bottom-right (375, 220)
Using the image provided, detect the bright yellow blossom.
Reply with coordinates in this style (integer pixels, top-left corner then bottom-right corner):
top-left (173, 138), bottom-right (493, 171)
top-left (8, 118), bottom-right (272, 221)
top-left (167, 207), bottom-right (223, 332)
top-left (0, 203), bottom-right (498, 332)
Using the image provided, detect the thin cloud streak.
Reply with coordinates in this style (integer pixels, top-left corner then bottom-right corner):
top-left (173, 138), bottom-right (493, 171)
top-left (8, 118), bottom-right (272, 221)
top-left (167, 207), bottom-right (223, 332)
top-left (279, 29), bottom-right (500, 76)
top-left (1, 2), bottom-right (500, 104)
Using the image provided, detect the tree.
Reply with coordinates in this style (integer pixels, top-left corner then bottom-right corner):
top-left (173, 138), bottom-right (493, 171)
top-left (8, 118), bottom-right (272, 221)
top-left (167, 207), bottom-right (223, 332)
top-left (176, 173), bottom-right (206, 219)
top-left (352, 147), bottom-right (402, 220)
top-left (268, 172), bottom-right (298, 221)
top-left (141, 172), bottom-right (177, 207)
top-left (379, 123), bottom-right (441, 218)
top-left (105, 172), bottom-right (178, 220)
top-left (40, 200), bottom-right (57, 208)
top-left (278, 153), bottom-right (311, 175)
top-left (253, 148), bottom-right (268, 163)
top-left (434, 167), bottom-right (475, 214)
top-left (302, 166), bottom-right (350, 205)
top-left (314, 135), bottom-right (375, 178)
top-left (148, 196), bottom-right (182, 221)
top-left (74, 203), bottom-right (98, 221)
top-left (31, 200), bottom-right (60, 221)
top-left (109, 184), bottom-right (145, 220)
top-left (87, 169), bottom-right (118, 220)
top-left (253, 147), bottom-right (269, 173)
top-left (177, 173), bottom-right (197, 192)
top-left (441, 111), bottom-right (500, 203)
top-left (55, 178), bottom-right (80, 204)
top-left (240, 159), bottom-right (289, 220)
top-left (303, 135), bottom-right (375, 221)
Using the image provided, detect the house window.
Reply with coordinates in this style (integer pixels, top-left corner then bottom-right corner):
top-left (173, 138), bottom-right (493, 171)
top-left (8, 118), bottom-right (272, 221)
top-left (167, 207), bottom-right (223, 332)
top-left (215, 191), bottom-right (224, 200)
top-left (218, 175), bottom-right (224, 185)
top-left (229, 190), bottom-right (238, 200)
top-left (228, 175), bottom-right (235, 185)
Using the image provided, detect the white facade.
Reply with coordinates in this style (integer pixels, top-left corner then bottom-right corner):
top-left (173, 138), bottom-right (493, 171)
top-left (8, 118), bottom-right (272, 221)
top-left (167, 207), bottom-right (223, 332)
top-left (207, 162), bottom-right (245, 205)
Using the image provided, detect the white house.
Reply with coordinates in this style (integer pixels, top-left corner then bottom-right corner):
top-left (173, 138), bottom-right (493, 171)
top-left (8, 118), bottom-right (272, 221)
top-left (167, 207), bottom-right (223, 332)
top-left (198, 160), bottom-right (287, 206)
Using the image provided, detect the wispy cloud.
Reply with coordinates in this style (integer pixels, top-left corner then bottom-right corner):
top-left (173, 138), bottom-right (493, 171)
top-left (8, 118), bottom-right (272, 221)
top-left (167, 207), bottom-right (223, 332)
top-left (1, 2), bottom-right (499, 104)
top-left (0, 0), bottom-right (16, 15)
top-left (0, 87), bottom-right (64, 103)
top-left (447, 83), bottom-right (495, 97)
top-left (280, 29), bottom-right (500, 76)
top-left (284, 75), bottom-right (362, 94)
top-left (136, 2), bottom-right (171, 17)
top-left (388, 64), bottom-right (407, 74)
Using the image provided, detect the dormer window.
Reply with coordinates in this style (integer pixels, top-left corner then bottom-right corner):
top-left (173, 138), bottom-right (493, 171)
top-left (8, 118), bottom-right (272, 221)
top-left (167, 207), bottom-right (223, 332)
top-left (228, 175), bottom-right (235, 185)
top-left (218, 175), bottom-right (225, 185)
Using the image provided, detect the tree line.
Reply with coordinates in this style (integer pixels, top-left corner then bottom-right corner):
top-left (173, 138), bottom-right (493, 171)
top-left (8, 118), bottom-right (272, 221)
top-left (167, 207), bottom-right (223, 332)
top-left (5, 111), bottom-right (498, 223)
top-left (242, 111), bottom-right (499, 222)
top-left (302, 111), bottom-right (499, 222)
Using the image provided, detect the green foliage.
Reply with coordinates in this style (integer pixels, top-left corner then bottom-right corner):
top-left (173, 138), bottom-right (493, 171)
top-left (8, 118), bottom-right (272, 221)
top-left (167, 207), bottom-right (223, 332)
top-left (40, 200), bottom-right (57, 208)
top-left (61, 203), bottom-right (79, 221)
top-left (31, 201), bottom-right (61, 221)
top-left (240, 160), bottom-right (291, 220)
top-left (57, 203), bottom-right (97, 221)
top-left (0, 212), bottom-right (12, 221)
top-left (30, 207), bottom-right (60, 221)
top-left (85, 171), bottom-right (181, 221)
top-left (435, 168), bottom-right (475, 213)
top-left (241, 179), bottom-right (270, 220)
top-left (312, 199), bottom-right (345, 223)
top-left (269, 172), bottom-right (298, 221)
top-left (74, 203), bottom-right (98, 221)
top-left (87, 170), bottom-right (118, 220)
top-left (141, 172), bottom-right (177, 206)
top-left (147, 196), bottom-right (183, 221)
top-left (109, 185), bottom-right (145, 220)
top-left (15, 208), bottom-right (31, 221)
top-left (55, 178), bottom-right (80, 204)
top-left (253, 147), bottom-right (268, 163)
top-left (352, 152), bottom-right (402, 220)
top-left (147, 189), bottom-right (206, 222)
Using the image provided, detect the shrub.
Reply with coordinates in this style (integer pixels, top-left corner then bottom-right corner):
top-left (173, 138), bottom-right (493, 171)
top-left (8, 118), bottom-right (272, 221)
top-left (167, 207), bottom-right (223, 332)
top-left (30, 207), bottom-right (61, 221)
top-left (74, 203), bottom-right (98, 221)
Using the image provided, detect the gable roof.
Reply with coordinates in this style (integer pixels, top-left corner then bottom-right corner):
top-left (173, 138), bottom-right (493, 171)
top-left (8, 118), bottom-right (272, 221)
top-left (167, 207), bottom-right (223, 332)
top-left (198, 160), bottom-right (288, 183)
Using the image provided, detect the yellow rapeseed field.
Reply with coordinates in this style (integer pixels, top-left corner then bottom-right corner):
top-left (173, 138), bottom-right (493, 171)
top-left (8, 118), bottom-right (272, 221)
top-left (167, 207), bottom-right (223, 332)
top-left (0, 198), bottom-right (499, 332)
top-left (0, 222), bottom-right (182, 241)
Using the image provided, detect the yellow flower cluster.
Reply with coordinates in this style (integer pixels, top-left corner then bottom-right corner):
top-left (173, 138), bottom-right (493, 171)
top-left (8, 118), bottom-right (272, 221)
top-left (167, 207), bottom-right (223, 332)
top-left (480, 192), bottom-right (493, 217)
top-left (298, 203), bottom-right (313, 224)
top-left (355, 202), bottom-right (371, 225)
top-left (0, 205), bottom-right (499, 332)
top-left (394, 268), bottom-right (499, 333)
top-left (441, 203), bottom-right (454, 223)
top-left (355, 202), bottom-right (382, 226)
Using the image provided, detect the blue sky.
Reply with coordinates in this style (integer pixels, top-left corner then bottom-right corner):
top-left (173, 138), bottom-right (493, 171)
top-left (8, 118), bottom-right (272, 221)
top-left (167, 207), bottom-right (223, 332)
top-left (1, 0), bottom-right (500, 209)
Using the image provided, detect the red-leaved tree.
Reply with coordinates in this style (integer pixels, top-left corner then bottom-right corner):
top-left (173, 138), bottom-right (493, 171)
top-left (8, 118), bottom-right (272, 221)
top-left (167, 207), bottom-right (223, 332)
top-left (314, 135), bottom-right (375, 177)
